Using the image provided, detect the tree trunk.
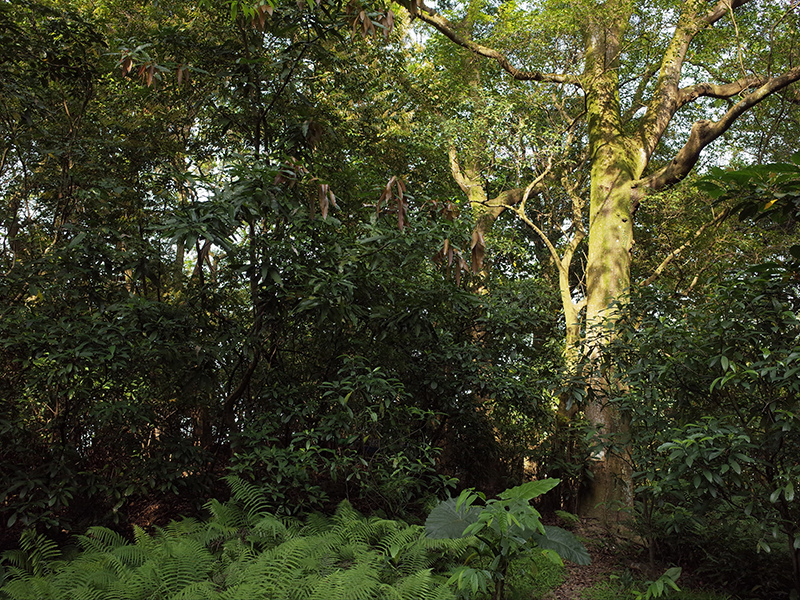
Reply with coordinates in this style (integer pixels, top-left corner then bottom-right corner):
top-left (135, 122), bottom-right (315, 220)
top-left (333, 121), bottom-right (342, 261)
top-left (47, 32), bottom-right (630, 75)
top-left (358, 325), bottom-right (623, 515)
top-left (576, 11), bottom-right (640, 522)
top-left (577, 157), bottom-right (637, 522)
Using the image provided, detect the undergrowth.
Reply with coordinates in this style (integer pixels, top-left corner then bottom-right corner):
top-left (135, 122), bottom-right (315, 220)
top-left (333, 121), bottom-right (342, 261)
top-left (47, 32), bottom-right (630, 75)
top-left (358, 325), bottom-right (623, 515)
top-left (0, 476), bottom-right (469, 600)
top-left (582, 572), bottom-right (733, 600)
top-left (0, 476), bottom-right (567, 600)
top-left (505, 551), bottom-right (565, 600)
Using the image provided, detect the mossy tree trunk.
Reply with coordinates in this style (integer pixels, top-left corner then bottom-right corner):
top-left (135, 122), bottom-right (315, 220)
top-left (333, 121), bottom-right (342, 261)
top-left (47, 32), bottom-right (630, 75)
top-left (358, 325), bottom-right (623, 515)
top-left (577, 11), bottom-right (639, 520)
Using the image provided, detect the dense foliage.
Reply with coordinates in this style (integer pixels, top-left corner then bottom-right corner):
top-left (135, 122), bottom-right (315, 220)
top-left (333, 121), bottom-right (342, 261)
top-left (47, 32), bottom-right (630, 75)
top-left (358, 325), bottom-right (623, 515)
top-left (0, 479), bottom-right (466, 600)
top-left (593, 268), bottom-right (800, 596)
top-left (2, 0), bottom-right (800, 597)
top-left (0, 479), bottom-right (577, 600)
top-left (0, 0), bottom-right (562, 539)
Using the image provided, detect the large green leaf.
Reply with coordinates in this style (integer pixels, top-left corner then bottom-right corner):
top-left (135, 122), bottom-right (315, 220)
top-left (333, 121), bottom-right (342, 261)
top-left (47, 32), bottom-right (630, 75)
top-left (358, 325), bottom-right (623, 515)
top-left (497, 479), bottom-right (560, 501)
top-left (530, 526), bottom-right (591, 565)
top-left (425, 497), bottom-right (481, 539)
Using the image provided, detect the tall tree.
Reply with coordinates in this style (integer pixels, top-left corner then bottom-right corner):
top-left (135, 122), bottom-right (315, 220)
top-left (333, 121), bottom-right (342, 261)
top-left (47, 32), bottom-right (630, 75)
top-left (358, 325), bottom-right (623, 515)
top-left (388, 0), bottom-right (800, 520)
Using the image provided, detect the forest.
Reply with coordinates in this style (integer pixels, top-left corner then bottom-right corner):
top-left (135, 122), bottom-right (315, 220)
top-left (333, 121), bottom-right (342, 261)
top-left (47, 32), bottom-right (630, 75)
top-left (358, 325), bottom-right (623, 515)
top-left (1, 0), bottom-right (799, 598)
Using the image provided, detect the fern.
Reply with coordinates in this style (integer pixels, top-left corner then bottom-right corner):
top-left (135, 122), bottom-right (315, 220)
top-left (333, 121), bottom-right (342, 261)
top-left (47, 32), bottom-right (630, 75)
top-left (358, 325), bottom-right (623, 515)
top-left (1, 575), bottom-right (62, 600)
top-left (306, 560), bottom-right (382, 600)
top-left (301, 512), bottom-right (332, 536)
top-left (5, 530), bottom-right (62, 578)
top-left (168, 580), bottom-right (217, 599)
top-left (77, 527), bottom-right (128, 554)
top-left (1, 487), bottom-right (461, 600)
top-left (224, 475), bottom-right (275, 520)
top-left (391, 569), bottom-right (455, 600)
top-left (379, 524), bottom-right (430, 575)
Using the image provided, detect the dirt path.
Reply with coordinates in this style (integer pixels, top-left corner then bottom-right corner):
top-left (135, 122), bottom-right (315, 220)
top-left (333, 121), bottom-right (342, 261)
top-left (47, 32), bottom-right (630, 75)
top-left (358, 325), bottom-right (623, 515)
top-left (542, 524), bottom-right (628, 600)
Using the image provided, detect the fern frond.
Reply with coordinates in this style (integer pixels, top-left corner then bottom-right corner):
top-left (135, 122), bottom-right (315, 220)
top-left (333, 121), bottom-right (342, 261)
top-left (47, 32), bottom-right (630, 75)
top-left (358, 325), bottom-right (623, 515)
top-left (302, 512), bottom-right (332, 536)
top-left (376, 582), bottom-right (404, 600)
top-left (1, 550), bottom-right (30, 572)
top-left (257, 535), bottom-right (313, 572)
top-left (161, 517), bottom-right (205, 538)
top-left (167, 580), bottom-right (217, 599)
top-left (248, 514), bottom-right (289, 546)
top-left (78, 527), bottom-right (128, 554)
top-left (202, 520), bottom-right (243, 552)
top-left (132, 526), bottom-right (157, 553)
top-left (1, 575), bottom-right (61, 600)
top-left (220, 536), bottom-right (303, 598)
top-left (420, 535), bottom-right (474, 557)
top-left (67, 585), bottom-right (108, 600)
top-left (332, 500), bottom-right (362, 527)
top-left (110, 544), bottom-right (147, 570)
top-left (224, 476), bottom-right (274, 522)
top-left (306, 560), bottom-right (381, 600)
top-left (215, 581), bottom-right (273, 600)
top-left (60, 553), bottom-right (120, 593)
top-left (378, 524), bottom-right (431, 576)
top-left (157, 538), bottom-right (215, 596)
top-left (391, 569), bottom-right (455, 600)
top-left (14, 530), bottom-right (62, 577)
top-left (205, 498), bottom-right (247, 529)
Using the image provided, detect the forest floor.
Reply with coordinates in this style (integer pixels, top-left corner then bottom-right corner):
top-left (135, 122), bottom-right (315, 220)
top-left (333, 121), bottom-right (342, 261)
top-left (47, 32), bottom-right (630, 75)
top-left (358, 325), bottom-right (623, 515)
top-left (538, 518), bottom-right (707, 600)
top-left (542, 521), bottom-right (627, 600)
top-left (540, 522), bottom-right (735, 600)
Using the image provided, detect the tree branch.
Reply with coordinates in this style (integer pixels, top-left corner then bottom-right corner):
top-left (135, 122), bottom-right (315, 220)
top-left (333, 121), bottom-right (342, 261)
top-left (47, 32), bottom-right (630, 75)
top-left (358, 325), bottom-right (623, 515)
top-left (640, 206), bottom-right (731, 288)
top-left (448, 146), bottom-right (472, 194)
top-left (701, 0), bottom-right (754, 27)
top-left (637, 0), bottom-right (755, 158)
top-left (622, 64), bottom-right (660, 122)
top-left (400, 1), bottom-right (581, 85)
top-left (639, 65), bottom-right (800, 191)
top-left (677, 75), bottom-right (767, 108)
top-left (508, 158), bottom-right (566, 271)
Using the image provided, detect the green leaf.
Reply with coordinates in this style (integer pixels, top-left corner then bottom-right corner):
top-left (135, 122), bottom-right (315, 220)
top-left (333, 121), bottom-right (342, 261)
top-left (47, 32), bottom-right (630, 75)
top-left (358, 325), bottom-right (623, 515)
top-left (694, 180), bottom-right (725, 198)
top-left (786, 482), bottom-right (795, 502)
top-left (530, 526), bottom-right (591, 565)
top-left (540, 548), bottom-right (563, 566)
top-left (497, 479), bottom-right (560, 501)
top-left (425, 497), bottom-right (481, 539)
